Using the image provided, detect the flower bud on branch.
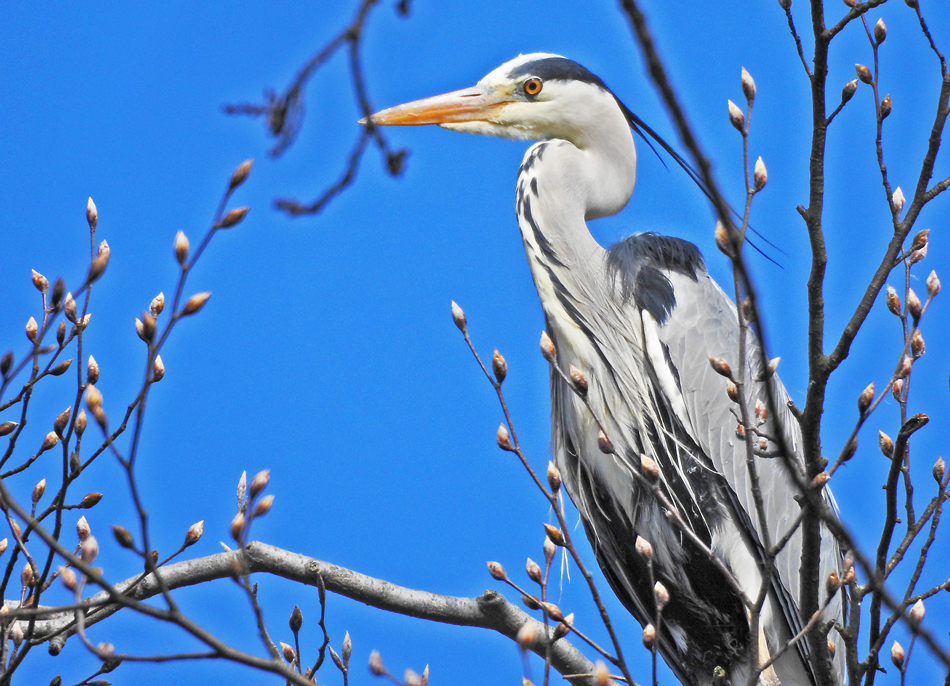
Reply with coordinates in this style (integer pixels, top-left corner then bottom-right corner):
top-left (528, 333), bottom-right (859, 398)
top-left (450, 301), bottom-right (466, 333)
top-left (727, 100), bottom-right (745, 131)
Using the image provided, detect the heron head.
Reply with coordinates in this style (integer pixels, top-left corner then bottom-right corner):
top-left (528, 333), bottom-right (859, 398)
top-left (364, 53), bottom-right (630, 149)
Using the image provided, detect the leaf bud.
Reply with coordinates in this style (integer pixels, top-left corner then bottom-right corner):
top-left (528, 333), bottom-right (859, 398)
top-left (543, 536), bottom-right (556, 564)
top-left (64, 293), bottom-right (77, 323)
top-left (912, 228), bottom-right (929, 251)
top-left (541, 601), bottom-right (563, 622)
top-left (290, 605), bottom-right (303, 633)
top-left (841, 79), bottom-right (858, 104)
top-left (86, 197), bottom-right (98, 230)
top-left (909, 598), bottom-right (925, 624)
top-left (880, 94), bottom-right (892, 120)
top-left (487, 561), bottom-right (507, 581)
top-left (32, 478), bottom-right (46, 505)
top-left (492, 349), bottom-right (507, 383)
top-left (0, 539), bottom-right (7, 556)
top-left (174, 231), bottom-right (189, 265)
top-left (87, 251), bottom-right (109, 284)
top-left (150, 292), bottom-right (165, 317)
top-left (54, 407), bottom-right (71, 436)
top-left (219, 206), bottom-right (249, 228)
top-left (740, 67), bottom-right (756, 102)
top-left (237, 471), bottom-right (247, 506)
top-left (727, 99), bottom-right (745, 131)
top-left (181, 291), bottom-right (211, 316)
top-left (927, 270), bottom-right (940, 297)
top-left (753, 156), bottom-right (767, 191)
top-left (521, 593), bottom-right (541, 610)
top-left (641, 454), bottom-right (660, 479)
top-left (32, 269), bottom-right (49, 293)
top-left (80, 534), bottom-right (99, 564)
top-left (552, 614), bottom-right (572, 640)
top-left (546, 461), bottom-right (561, 494)
top-left (754, 399), bottom-right (767, 421)
top-left (827, 638), bottom-right (837, 657)
top-left (85, 384), bottom-right (102, 410)
top-left (55, 320), bottom-right (66, 346)
top-left (134, 316), bottom-right (151, 346)
top-left (858, 382), bottom-right (874, 414)
top-left (934, 456), bottom-right (945, 484)
top-left (891, 378), bottom-right (903, 401)
top-left (597, 430), bottom-right (614, 454)
top-left (280, 641), bottom-right (296, 664)
top-left (643, 623), bottom-right (657, 648)
top-left (230, 512), bottom-right (245, 541)
top-left (911, 329), bottom-right (925, 358)
top-left (892, 187), bottom-right (905, 212)
top-left (80, 492), bottom-right (102, 509)
top-left (369, 650), bottom-right (385, 676)
top-left (543, 523), bottom-right (564, 546)
top-left (539, 330), bottom-right (556, 363)
top-left (879, 430), bottom-right (894, 457)
top-left (715, 220), bottom-right (734, 258)
top-left (49, 358), bottom-right (71, 376)
top-left (885, 285), bottom-right (901, 315)
top-left (891, 640), bottom-right (904, 668)
top-left (654, 581), bottom-right (670, 610)
top-left (709, 356), bottom-right (733, 379)
top-left (60, 566), bottom-right (77, 592)
top-left (826, 569), bottom-right (841, 597)
top-left (726, 380), bottom-right (740, 403)
top-left (0, 422), bottom-right (17, 437)
top-left (856, 63), bottom-right (873, 84)
top-left (249, 469), bottom-right (270, 498)
top-left (112, 525), bottom-right (134, 549)
top-left (21, 562), bottom-right (35, 589)
top-left (229, 159), bottom-right (253, 191)
top-left (907, 288), bottom-right (922, 321)
top-left (74, 409), bottom-right (87, 437)
top-left (874, 18), bottom-right (887, 44)
top-left (253, 494), bottom-right (274, 517)
top-left (812, 471), bottom-right (830, 489)
top-left (153, 355), bottom-right (165, 381)
top-left (40, 431), bottom-right (59, 453)
top-left (635, 535), bottom-right (654, 560)
top-left (87, 355), bottom-right (100, 385)
top-left (450, 301), bottom-right (466, 333)
top-left (26, 317), bottom-right (38, 342)
top-left (594, 661), bottom-right (610, 686)
top-left (569, 365), bottom-right (588, 396)
top-left (496, 424), bottom-right (514, 452)
top-left (0, 351), bottom-right (12, 376)
top-left (526, 558), bottom-right (542, 583)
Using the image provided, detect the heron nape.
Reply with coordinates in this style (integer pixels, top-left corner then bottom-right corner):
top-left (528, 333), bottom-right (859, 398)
top-left (366, 54), bottom-right (846, 686)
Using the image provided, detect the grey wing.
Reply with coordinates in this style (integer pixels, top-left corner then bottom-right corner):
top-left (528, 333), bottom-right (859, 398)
top-left (654, 268), bottom-right (846, 680)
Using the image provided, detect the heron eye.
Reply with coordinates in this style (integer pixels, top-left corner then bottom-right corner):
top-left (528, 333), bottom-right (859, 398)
top-left (523, 78), bottom-right (543, 97)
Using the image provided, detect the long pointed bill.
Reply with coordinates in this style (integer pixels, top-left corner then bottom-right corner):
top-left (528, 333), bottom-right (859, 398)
top-left (363, 87), bottom-right (507, 126)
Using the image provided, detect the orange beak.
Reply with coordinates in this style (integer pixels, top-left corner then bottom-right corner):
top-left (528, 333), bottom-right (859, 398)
top-left (363, 87), bottom-right (507, 126)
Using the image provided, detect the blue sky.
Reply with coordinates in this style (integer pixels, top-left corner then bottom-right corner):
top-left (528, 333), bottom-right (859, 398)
top-left (1, 1), bottom-right (948, 684)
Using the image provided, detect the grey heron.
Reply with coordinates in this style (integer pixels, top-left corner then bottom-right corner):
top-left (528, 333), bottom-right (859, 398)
top-left (367, 53), bottom-right (846, 686)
